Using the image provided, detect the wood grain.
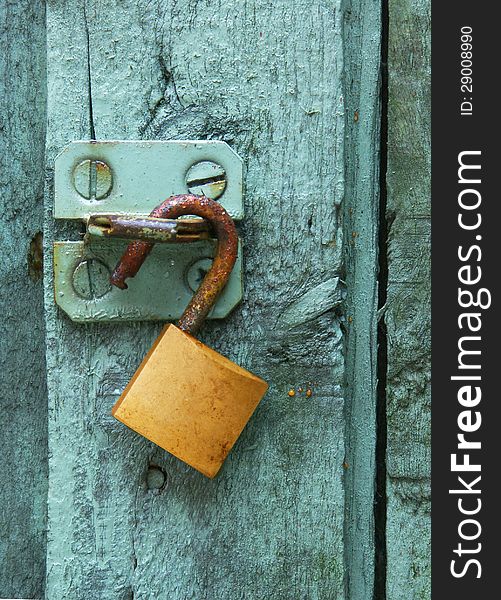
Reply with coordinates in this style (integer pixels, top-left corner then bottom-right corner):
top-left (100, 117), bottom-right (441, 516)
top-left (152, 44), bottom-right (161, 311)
top-left (0, 0), bottom-right (433, 597)
top-left (42, 1), bottom-right (379, 597)
top-left (342, 1), bottom-right (382, 597)
top-left (0, 2), bottom-right (47, 597)
top-left (386, 0), bottom-right (431, 597)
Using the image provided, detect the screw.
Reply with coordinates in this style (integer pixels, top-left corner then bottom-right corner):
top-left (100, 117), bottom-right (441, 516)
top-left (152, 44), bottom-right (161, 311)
top-left (146, 465), bottom-right (166, 490)
top-left (72, 258), bottom-right (112, 299)
top-left (185, 161), bottom-right (226, 200)
top-left (73, 159), bottom-right (113, 200)
top-left (186, 257), bottom-right (213, 292)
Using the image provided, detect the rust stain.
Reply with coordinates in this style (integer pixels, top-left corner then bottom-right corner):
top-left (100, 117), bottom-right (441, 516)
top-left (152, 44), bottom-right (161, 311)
top-left (27, 231), bottom-right (43, 282)
top-left (95, 160), bottom-right (109, 172)
top-left (219, 440), bottom-right (231, 461)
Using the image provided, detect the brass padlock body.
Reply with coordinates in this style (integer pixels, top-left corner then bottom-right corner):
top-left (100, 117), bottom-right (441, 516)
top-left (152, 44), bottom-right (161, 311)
top-left (112, 324), bottom-right (268, 478)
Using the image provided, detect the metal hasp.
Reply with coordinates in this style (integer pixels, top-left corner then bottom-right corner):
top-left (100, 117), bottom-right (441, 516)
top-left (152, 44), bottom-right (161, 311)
top-left (110, 194), bottom-right (239, 335)
top-left (53, 140), bottom-right (244, 322)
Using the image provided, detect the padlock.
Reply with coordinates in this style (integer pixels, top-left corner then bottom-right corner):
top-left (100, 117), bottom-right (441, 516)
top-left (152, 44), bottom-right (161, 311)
top-left (110, 194), bottom-right (268, 478)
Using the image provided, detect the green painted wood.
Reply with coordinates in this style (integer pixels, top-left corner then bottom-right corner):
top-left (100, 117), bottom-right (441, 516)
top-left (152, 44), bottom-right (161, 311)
top-left (342, 2), bottom-right (382, 598)
top-left (42, 2), bottom-right (382, 598)
top-left (386, 0), bottom-right (431, 598)
top-left (0, 1), bottom-right (48, 597)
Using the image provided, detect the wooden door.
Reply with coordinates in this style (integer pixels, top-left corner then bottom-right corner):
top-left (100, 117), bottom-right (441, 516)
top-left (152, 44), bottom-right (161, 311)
top-left (0, 0), bottom-right (430, 599)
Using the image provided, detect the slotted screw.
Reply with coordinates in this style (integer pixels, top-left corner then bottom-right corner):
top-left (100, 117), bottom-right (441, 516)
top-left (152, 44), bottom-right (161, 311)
top-left (185, 161), bottom-right (226, 200)
top-left (186, 258), bottom-right (213, 292)
top-left (72, 258), bottom-right (112, 299)
top-left (73, 159), bottom-right (113, 200)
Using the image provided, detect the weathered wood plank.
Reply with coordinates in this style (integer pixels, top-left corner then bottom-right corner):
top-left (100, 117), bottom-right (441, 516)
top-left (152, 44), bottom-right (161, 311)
top-left (342, 1), bottom-right (382, 597)
top-left (0, 2), bottom-right (48, 597)
top-left (386, 0), bottom-right (431, 597)
top-left (42, 1), bottom-right (379, 597)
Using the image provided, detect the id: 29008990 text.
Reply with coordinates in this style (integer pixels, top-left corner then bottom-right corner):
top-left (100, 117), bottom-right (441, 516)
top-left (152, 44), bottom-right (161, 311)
top-left (460, 26), bottom-right (473, 116)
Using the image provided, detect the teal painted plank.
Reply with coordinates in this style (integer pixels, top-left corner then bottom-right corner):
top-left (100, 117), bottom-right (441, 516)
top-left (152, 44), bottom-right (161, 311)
top-left (386, 0), bottom-right (431, 597)
top-left (0, 1), bottom-right (48, 597)
top-left (343, 1), bottom-right (382, 598)
top-left (43, 1), bottom-right (359, 598)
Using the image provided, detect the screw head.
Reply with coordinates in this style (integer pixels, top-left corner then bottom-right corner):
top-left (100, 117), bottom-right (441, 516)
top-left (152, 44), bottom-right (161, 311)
top-left (186, 258), bottom-right (213, 292)
top-left (73, 159), bottom-right (113, 200)
top-left (185, 161), bottom-right (226, 200)
top-left (72, 258), bottom-right (111, 299)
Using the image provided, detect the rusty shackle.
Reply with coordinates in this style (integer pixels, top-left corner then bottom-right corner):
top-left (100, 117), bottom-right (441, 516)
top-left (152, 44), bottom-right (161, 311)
top-left (110, 194), bottom-right (238, 336)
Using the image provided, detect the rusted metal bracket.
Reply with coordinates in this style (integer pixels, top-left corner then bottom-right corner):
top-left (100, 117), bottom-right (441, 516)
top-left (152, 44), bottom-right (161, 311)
top-left (53, 140), bottom-right (244, 323)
